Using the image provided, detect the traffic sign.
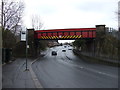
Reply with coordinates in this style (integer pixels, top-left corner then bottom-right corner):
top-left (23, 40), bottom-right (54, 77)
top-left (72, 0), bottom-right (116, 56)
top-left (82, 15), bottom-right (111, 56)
top-left (21, 31), bottom-right (26, 41)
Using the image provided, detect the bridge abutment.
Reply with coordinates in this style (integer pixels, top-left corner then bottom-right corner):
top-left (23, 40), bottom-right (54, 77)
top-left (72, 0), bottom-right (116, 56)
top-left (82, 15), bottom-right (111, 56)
top-left (27, 28), bottom-right (39, 57)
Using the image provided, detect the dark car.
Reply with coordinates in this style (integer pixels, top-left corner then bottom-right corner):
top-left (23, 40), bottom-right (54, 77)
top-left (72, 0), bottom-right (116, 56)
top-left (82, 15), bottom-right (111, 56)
top-left (68, 48), bottom-right (72, 50)
top-left (51, 51), bottom-right (57, 55)
top-left (64, 46), bottom-right (66, 48)
top-left (62, 50), bottom-right (66, 52)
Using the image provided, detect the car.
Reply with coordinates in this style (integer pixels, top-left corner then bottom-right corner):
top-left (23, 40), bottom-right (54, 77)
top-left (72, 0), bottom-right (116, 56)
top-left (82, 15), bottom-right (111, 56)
top-left (68, 48), bottom-right (72, 50)
top-left (51, 51), bottom-right (57, 55)
top-left (64, 46), bottom-right (66, 48)
top-left (62, 50), bottom-right (66, 52)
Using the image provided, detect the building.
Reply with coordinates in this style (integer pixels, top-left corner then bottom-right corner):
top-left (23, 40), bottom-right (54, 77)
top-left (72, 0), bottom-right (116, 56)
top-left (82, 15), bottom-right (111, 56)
top-left (48, 40), bottom-right (60, 47)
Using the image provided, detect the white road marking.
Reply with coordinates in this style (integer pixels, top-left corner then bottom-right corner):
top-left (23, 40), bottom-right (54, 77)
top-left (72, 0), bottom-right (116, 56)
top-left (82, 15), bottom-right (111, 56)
top-left (57, 57), bottom-right (118, 78)
top-left (80, 67), bottom-right (84, 69)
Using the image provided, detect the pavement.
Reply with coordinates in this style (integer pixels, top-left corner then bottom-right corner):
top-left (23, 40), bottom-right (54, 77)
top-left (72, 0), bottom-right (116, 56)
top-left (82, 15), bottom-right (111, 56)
top-left (2, 58), bottom-right (43, 89)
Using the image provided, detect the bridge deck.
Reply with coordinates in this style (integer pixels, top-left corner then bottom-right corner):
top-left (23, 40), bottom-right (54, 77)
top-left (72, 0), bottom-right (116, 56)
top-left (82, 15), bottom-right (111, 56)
top-left (34, 28), bottom-right (96, 40)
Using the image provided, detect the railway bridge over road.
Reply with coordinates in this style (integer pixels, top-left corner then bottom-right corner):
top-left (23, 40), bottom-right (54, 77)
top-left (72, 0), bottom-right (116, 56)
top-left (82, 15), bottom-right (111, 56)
top-left (33, 25), bottom-right (106, 40)
top-left (34, 28), bottom-right (96, 40)
top-left (27, 25), bottom-right (106, 56)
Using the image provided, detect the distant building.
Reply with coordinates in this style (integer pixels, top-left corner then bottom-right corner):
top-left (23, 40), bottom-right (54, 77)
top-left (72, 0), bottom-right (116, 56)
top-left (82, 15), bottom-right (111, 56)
top-left (105, 27), bottom-right (119, 39)
top-left (48, 40), bottom-right (59, 47)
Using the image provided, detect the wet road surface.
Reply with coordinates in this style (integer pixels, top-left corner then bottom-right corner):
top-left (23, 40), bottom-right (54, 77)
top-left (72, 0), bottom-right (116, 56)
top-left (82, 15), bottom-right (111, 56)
top-left (32, 45), bottom-right (118, 88)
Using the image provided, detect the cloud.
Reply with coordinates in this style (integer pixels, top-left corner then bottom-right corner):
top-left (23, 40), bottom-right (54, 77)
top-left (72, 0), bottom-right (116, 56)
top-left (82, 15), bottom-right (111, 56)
top-left (23, 0), bottom-right (118, 29)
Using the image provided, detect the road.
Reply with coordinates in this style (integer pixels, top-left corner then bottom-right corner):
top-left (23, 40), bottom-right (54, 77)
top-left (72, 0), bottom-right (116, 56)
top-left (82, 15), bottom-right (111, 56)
top-left (32, 45), bottom-right (118, 88)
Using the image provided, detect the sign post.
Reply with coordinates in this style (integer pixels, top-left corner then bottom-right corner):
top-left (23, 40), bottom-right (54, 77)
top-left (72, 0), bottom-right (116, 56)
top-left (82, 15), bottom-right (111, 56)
top-left (21, 28), bottom-right (29, 71)
top-left (25, 29), bottom-right (29, 71)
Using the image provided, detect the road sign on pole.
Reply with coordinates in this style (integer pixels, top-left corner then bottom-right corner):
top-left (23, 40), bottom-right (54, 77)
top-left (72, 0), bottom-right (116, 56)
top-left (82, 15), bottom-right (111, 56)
top-left (21, 26), bottom-right (26, 41)
top-left (25, 29), bottom-right (29, 71)
top-left (21, 31), bottom-right (26, 41)
top-left (21, 27), bottom-right (29, 71)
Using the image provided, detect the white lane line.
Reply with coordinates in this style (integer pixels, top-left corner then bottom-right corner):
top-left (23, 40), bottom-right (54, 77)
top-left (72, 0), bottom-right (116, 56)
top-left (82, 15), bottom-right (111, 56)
top-left (85, 68), bottom-right (118, 78)
top-left (99, 72), bottom-right (118, 78)
top-left (98, 72), bottom-right (102, 74)
top-left (54, 47), bottom-right (118, 79)
top-left (80, 67), bottom-right (84, 69)
top-left (57, 58), bottom-right (117, 78)
top-left (30, 58), bottom-right (43, 88)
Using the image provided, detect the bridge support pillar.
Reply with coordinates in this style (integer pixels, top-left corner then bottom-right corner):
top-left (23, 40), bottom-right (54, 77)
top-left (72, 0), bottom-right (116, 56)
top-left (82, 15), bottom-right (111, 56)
top-left (96, 25), bottom-right (106, 37)
top-left (27, 28), bottom-right (38, 57)
top-left (95, 25), bottom-right (106, 56)
top-left (85, 39), bottom-right (95, 56)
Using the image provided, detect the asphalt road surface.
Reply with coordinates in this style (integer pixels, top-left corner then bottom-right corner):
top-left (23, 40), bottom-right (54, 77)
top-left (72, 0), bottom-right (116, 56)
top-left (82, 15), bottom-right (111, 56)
top-left (32, 45), bottom-right (118, 88)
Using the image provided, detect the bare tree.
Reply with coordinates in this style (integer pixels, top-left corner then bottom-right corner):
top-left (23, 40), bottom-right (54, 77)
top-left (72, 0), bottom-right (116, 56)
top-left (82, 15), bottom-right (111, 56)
top-left (1, 0), bottom-right (24, 34)
top-left (31, 15), bottom-right (43, 30)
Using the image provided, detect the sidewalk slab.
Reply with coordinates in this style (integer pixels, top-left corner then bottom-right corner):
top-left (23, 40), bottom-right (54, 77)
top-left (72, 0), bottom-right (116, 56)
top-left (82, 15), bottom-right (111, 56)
top-left (2, 58), bottom-right (36, 88)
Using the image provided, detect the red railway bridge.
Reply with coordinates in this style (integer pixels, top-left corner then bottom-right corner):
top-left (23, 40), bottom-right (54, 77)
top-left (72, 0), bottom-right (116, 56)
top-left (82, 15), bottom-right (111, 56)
top-left (34, 28), bottom-right (96, 40)
top-left (26, 25), bottom-right (106, 56)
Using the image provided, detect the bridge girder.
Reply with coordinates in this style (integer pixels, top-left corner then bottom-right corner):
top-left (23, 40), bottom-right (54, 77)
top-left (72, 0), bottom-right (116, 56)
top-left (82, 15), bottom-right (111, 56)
top-left (34, 28), bottom-right (96, 40)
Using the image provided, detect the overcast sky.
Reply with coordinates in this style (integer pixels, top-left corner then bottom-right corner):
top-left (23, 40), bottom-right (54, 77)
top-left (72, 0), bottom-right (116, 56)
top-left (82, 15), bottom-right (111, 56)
top-left (23, 0), bottom-right (119, 43)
